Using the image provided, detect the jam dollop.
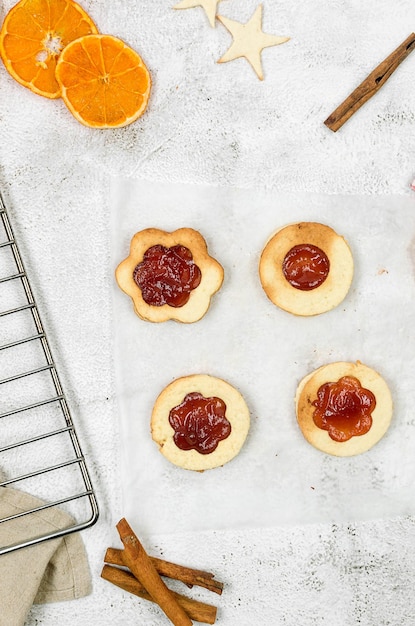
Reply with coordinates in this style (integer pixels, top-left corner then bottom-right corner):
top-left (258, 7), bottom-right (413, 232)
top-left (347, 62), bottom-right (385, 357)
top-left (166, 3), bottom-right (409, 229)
top-left (282, 243), bottom-right (330, 291)
top-left (312, 376), bottom-right (376, 442)
top-left (168, 392), bottom-right (232, 454)
top-left (133, 244), bottom-right (202, 307)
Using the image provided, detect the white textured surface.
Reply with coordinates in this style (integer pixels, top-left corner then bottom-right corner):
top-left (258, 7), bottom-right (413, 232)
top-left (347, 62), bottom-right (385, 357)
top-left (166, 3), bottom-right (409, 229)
top-left (0, 0), bottom-right (414, 624)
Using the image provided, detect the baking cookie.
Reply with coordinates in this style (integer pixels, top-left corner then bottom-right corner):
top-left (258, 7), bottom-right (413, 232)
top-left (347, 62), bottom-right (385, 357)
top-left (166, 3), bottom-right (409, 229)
top-left (295, 361), bottom-right (393, 457)
top-left (116, 228), bottom-right (224, 323)
top-left (259, 222), bottom-right (353, 316)
top-left (151, 374), bottom-right (250, 471)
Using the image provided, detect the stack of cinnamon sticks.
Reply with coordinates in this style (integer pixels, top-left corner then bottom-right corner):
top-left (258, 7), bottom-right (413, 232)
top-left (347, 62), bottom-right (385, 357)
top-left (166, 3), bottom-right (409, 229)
top-left (101, 518), bottom-right (224, 625)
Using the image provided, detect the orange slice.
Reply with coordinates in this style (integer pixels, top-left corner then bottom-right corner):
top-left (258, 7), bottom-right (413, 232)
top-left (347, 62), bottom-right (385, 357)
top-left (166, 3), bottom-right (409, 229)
top-left (55, 34), bottom-right (151, 128)
top-left (0, 0), bottom-right (98, 98)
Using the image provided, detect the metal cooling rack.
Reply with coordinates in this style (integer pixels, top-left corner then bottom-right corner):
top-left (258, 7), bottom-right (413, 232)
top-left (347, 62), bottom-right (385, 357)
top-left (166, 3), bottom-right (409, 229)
top-left (0, 191), bottom-right (98, 555)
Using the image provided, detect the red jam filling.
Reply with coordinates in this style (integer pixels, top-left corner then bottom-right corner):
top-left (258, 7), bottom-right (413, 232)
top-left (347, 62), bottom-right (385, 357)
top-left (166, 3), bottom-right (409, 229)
top-left (312, 376), bottom-right (376, 442)
top-left (168, 391), bottom-right (232, 455)
top-left (133, 244), bottom-right (202, 307)
top-left (282, 243), bottom-right (330, 291)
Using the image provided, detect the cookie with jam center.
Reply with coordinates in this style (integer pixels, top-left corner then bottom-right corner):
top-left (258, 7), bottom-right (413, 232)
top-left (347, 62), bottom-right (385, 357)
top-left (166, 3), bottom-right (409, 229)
top-left (116, 228), bottom-right (224, 323)
top-left (259, 222), bottom-right (353, 316)
top-left (296, 361), bottom-right (393, 456)
top-left (151, 374), bottom-right (250, 471)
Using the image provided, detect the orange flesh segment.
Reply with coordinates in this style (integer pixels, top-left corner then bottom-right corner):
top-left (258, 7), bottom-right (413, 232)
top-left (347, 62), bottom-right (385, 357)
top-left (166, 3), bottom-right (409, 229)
top-left (0, 0), bottom-right (98, 98)
top-left (56, 34), bottom-right (151, 128)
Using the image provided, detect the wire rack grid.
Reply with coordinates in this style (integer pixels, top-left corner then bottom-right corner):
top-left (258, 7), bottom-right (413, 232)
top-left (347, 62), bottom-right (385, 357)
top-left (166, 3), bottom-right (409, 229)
top-left (0, 191), bottom-right (98, 555)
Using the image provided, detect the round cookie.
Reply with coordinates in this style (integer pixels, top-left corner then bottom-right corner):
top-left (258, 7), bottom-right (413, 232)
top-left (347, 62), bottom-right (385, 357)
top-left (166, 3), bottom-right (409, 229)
top-left (295, 361), bottom-right (393, 457)
top-left (116, 228), bottom-right (224, 323)
top-left (151, 374), bottom-right (250, 471)
top-left (259, 222), bottom-right (353, 316)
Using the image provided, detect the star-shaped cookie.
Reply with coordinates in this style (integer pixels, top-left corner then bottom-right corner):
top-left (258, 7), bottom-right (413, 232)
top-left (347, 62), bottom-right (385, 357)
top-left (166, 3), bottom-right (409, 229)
top-left (217, 4), bottom-right (289, 80)
top-left (173, 0), bottom-right (224, 28)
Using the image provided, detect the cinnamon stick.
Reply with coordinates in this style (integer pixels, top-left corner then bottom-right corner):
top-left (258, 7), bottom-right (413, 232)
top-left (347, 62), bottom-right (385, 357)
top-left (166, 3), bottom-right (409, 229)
top-left (104, 547), bottom-right (223, 595)
top-left (324, 33), bottom-right (415, 131)
top-left (101, 565), bottom-right (217, 625)
top-left (116, 518), bottom-right (193, 626)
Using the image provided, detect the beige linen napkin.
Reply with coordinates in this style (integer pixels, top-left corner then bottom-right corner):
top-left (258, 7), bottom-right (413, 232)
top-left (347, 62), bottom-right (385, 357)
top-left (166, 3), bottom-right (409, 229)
top-left (0, 486), bottom-right (92, 626)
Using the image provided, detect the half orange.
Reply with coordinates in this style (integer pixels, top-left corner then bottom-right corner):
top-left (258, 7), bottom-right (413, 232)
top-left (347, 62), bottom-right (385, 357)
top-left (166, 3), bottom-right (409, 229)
top-left (0, 0), bottom-right (98, 98)
top-left (55, 34), bottom-right (151, 128)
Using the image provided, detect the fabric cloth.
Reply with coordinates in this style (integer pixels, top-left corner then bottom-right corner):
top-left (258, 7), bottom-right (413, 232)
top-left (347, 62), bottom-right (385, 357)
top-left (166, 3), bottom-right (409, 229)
top-left (0, 486), bottom-right (91, 626)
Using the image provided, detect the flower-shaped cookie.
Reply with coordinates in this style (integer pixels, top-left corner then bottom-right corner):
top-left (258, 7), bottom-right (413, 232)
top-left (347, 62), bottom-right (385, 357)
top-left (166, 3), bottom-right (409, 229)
top-left (151, 374), bottom-right (250, 471)
top-left (296, 361), bottom-right (393, 457)
top-left (115, 228), bottom-right (224, 323)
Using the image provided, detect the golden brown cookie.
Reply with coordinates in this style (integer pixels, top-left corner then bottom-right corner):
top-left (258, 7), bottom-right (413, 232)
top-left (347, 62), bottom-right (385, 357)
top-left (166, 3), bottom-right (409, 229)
top-left (151, 374), bottom-right (250, 471)
top-left (295, 361), bottom-right (393, 456)
top-left (259, 222), bottom-right (353, 316)
top-left (116, 228), bottom-right (224, 323)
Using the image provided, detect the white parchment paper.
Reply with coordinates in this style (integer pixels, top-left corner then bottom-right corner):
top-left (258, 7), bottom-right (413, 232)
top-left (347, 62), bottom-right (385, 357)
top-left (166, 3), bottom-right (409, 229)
top-left (111, 178), bottom-right (415, 535)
